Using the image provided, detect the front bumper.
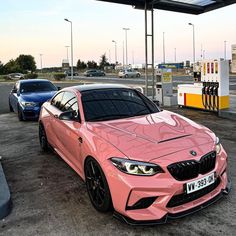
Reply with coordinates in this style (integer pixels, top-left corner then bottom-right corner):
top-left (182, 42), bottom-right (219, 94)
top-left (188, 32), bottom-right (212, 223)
top-left (113, 179), bottom-right (231, 225)
top-left (21, 106), bottom-right (41, 120)
top-left (105, 150), bottom-right (229, 224)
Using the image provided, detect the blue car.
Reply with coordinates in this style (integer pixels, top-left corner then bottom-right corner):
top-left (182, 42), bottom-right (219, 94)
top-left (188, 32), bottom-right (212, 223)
top-left (9, 79), bottom-right (58, 121)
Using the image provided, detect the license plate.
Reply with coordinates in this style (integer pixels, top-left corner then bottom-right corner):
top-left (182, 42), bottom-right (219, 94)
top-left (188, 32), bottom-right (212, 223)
top-left (186, 172), bottom-right (215, 194)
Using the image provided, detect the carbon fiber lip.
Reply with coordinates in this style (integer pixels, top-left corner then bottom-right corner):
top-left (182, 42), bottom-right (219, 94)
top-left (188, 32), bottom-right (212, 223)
top-left (113, 187), bottom-right (230, 226)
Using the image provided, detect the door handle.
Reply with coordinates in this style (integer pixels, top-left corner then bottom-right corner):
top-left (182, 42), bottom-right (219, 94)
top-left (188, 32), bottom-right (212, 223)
top-left (78, 137), bottom-right (83, 143)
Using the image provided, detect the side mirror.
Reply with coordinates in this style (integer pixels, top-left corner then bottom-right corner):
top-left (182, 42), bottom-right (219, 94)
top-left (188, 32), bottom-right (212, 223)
top-left (11, 88), bottom-right (17, 93)
top-left (59, 110), bottom-right (81, 122)
top-left (57, 86), bottom-right (61, 91)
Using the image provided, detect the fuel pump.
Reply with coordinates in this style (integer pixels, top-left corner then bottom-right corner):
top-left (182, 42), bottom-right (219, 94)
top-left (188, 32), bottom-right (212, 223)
top-left (178, 59), bottom-right (229, 111)
top-left (155, 69), bottom-right (177, 106)
top-left (193, 62), bottom-right (201, 82)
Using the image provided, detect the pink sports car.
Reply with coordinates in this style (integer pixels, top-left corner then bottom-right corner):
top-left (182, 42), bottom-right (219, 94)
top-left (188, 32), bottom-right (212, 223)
top-left (39, 84), bottom-right (230, 225)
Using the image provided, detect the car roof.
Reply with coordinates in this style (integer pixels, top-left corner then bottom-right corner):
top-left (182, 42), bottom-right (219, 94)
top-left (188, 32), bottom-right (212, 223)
top-left (19, 79), bottom-right (51, 84)
top-left (71, 84), bottom-right (130, 92)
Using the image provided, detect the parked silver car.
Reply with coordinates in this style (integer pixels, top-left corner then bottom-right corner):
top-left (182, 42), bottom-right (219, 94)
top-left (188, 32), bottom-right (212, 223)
top-left (118, 69), bottom-right (141, 78)
top-left (7, 73), bottom-right (24, 80)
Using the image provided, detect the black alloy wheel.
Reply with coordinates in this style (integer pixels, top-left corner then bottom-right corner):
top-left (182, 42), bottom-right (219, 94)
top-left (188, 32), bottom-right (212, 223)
top-left (17, 105), bottom-right (23, 121)
top-left (85, 157), bottom-right (112, 212)
top-left (9, 100), bottom-right (13, 112)
top-left (39, 123), bottom-right (49, 152)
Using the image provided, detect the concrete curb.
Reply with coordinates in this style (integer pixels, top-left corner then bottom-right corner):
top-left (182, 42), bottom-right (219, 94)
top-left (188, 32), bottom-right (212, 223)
top-left (0, 161), bottom-right (11, 220)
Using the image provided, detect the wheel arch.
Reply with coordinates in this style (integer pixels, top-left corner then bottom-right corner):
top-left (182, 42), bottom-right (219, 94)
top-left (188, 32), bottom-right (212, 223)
top-left (83, 155), bottom-right (114, 211)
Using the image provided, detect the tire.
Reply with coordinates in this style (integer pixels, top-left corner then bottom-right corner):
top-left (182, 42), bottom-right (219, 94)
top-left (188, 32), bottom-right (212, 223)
top-left (9, 100), bottom-right (13, 112)
top-left (125, 74), bottom-right (128, 78)
top-left (39, 123), bottom-right (49, 152)
top-left (85, 157), bottom-right (113, 212)
top-left (17, 105), bottom-right (24, 121)
top-left (89, 74), bottom-right (93, 77)
top-left (136, 73), bottom-right (140, 78)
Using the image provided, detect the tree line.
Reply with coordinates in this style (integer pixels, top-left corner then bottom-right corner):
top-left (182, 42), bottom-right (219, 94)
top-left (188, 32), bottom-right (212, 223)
top-left (0, 53), bottom-right (113, 75)
top-left (76, 54), bottom-right (113, 70)
top-left (0, 55), bottom-right (36, 75)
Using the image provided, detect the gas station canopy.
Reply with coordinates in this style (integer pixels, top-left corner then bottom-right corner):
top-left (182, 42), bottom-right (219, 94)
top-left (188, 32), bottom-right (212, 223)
top-left (98, 0), bottom-right (236, 14)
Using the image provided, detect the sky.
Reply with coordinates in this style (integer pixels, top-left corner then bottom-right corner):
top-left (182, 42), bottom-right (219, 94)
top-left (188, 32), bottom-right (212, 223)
top-left (0, 0), bottom-right (236, 68)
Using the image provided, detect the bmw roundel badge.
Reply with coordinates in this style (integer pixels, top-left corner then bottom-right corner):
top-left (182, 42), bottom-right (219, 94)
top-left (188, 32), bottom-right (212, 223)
top-left (190, 150), bottom-right (197, 156)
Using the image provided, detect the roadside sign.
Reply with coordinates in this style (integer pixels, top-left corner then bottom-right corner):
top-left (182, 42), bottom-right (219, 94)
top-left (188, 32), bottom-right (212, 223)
top-left (162, 69), bottom-right (172, 83)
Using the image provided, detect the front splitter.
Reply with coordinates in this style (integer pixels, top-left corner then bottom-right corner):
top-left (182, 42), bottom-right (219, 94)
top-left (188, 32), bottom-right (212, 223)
top-left (113, 184), bottom-right (231, 226)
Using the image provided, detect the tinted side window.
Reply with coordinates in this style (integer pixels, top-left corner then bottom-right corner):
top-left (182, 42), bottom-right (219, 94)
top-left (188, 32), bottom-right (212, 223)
top-left (51, 92), bottom-right (64, 109)
top-left (60, 92), bottom-right (78, 113)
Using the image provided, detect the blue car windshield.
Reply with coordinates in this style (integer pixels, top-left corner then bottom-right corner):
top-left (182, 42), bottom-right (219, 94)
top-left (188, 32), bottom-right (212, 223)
top-left (20, 81), bottom-right (57, 93)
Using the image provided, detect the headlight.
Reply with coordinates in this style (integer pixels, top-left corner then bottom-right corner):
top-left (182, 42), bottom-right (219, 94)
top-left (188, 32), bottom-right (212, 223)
top-left (110, 157), bottom-right (164, 176)
top-left (20, 101), bottom-right (37, 107)
top-left (215, 137), bottom-right (221, 154)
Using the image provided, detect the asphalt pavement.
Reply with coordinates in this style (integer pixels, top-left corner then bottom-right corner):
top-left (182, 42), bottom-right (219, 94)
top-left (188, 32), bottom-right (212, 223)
top-left (0, 106), bottom-right (235, 235)
top-left (0, 76), bottom-right (235, 235)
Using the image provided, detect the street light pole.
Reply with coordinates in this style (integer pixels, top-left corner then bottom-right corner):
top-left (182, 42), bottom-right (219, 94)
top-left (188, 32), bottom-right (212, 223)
top-left (123, 28), bottom-right (130, 67)
top-left (224, 40), bottom-right (227, 60)
top-left (163, 32), bottom-right (165, 63)
top-left (64, 18), bottom-right (73, 80)
top-left (39, 54), bottom-right (43, 73)
top-left (188, 23), bottom-right (195, 64)
top-left (174, 48), bottom-right (176, 63)
top-left (132, 50), bottom-right (134, 65)
top-left (122, 41), bottom-right (125, 68)
top-left (112, 40), bottom-right (117, 64)
top-left (65, 46), bottom-right (70, 61)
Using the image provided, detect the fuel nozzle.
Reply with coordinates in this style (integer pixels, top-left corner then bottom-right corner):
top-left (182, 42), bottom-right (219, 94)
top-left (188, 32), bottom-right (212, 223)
top-left (212, 82), bottom-right (219, 96)
top-left (212, 82), bottom-right (219, 111)
top-left (202, 82), bottom-right (206, 94)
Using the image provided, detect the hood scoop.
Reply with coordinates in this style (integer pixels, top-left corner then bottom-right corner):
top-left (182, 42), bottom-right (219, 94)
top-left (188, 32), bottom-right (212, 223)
top-left (158, 134), bottom-right (192, 144)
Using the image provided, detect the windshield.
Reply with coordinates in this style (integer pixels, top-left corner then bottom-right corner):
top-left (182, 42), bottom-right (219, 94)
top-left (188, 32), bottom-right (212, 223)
top-left (81, 88), bottom-right (159, 122)
top-left (20, 81), bottom-right (57, 93)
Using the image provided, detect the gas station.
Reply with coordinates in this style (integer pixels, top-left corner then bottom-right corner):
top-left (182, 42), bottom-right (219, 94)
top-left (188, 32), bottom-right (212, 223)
top-left (178, 59), bottom-right (230, 111)
top-left (0, 1), bottom-right (236, 234)
top-left (98, 0), bottom-right (235, 115)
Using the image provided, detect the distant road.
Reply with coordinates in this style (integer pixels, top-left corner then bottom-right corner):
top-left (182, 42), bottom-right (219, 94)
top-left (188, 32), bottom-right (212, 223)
top-left (75, 75), bottom-right (236, 90)
top-left (0, 75), bottom-right (235, 114)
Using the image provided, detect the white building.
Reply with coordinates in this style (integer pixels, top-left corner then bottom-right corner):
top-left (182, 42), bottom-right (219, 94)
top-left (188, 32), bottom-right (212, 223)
top-left (231, 44), bottom-right (236, 73)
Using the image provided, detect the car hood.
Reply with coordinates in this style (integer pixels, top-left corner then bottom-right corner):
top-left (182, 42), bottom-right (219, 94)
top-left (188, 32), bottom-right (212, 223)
top-left (20, 91), bottom-right (57, 103)
top-left (86, 110), bottom-right (215, 162)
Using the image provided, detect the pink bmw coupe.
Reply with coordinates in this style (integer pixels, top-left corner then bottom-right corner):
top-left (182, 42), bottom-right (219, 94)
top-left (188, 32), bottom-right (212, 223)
top-left (39, 84), bottom-right (230, 225)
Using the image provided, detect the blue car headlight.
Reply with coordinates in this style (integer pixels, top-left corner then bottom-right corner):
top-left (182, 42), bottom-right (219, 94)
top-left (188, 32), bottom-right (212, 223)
top-left (20, 101), bottom-right (37, 107)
